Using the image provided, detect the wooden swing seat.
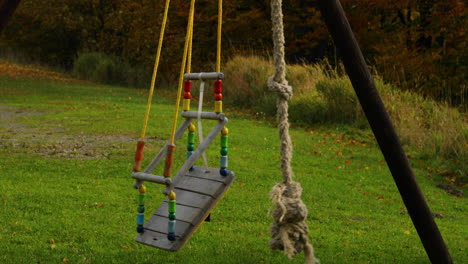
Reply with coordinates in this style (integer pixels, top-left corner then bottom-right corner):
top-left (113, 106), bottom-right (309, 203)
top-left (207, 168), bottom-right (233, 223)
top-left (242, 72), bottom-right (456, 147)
top-left (135, 165), bottom-right (235, 251)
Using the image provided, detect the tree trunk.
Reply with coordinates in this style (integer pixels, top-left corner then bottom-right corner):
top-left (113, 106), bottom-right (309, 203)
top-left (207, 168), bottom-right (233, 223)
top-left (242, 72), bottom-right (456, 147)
top-left (0, 0), bottom-right (22, 33)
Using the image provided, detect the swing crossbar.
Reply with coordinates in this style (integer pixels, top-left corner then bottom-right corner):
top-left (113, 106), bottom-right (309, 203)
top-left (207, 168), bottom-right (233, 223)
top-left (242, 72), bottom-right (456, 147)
top-left (132, 172), bottom-right (172, 185)
top-left (181, 111), bottom-right (225, 120)
top-left (184, 72), bottom-right (224, 81)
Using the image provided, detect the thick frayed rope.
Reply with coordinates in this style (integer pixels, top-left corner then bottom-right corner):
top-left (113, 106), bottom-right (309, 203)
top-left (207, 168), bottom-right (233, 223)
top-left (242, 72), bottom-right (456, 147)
top-left (269, 0), bottom-right (318, 263)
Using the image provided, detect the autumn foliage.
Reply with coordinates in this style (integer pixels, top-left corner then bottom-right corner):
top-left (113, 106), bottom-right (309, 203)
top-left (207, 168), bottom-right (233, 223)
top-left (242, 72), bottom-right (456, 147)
top-left (0, 0), bottom-right (466, 105)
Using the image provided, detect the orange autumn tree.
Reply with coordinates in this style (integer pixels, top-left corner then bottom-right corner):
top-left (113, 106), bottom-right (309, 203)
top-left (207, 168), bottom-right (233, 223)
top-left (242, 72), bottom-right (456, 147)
top-left (339, 0), bottom-right (466, 104)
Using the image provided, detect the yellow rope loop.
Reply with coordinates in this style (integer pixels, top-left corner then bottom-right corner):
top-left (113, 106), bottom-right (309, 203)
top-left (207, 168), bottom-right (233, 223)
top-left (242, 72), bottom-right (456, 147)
top-left (170, 0), bottom-right (196, 144)
top-left (216, 0), bottom-right (222, 72)
top-left (140, 0), bottom-right (171, 140)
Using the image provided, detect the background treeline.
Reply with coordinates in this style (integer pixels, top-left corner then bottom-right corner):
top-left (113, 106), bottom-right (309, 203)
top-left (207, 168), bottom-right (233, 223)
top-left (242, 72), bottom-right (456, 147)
top-left (0, 0), bottom-right (466, 106)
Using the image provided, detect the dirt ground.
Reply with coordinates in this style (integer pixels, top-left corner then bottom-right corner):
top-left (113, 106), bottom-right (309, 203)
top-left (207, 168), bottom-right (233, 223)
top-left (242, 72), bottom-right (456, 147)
top-left (0, 105), bottom-right (136, 159)
top-left (0, 61), bottom-right (166, 161)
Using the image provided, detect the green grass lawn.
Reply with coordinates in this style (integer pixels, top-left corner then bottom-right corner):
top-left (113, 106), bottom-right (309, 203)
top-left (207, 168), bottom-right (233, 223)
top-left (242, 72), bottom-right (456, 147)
top-left (0, 77), bottom-right (466, 263)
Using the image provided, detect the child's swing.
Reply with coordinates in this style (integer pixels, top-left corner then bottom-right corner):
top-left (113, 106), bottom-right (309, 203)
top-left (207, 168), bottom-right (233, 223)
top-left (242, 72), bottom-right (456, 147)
top-left (131, 0), bottom-right (234, 251)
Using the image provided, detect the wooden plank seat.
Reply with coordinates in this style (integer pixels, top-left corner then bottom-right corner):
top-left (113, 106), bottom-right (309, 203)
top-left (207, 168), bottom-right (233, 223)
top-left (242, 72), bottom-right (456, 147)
top-left (135, 166), bottom-right (235, 251)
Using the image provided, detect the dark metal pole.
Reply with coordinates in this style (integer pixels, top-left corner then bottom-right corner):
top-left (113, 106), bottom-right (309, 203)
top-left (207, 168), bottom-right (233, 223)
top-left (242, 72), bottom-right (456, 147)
top-left (0, 0), bottom-right (22, 33)
top-left (316, 1), bottom-right (452, 263)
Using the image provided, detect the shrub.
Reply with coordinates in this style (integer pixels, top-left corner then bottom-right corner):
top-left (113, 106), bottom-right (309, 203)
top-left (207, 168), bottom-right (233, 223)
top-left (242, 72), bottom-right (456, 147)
top-left (73, 52), bottom-right (104, 81)
top-left (223, 55), bottom-right (327, 117)
top-left (223, 56), bottom-right (274, 110)
top-left (73, 52), bottom-right (150, 87)
top-left (223, 55), bottom-right (467, 162)
top-left (378, 79), bottom-right (468, 161)
top-left (315, 78), bottom-right (361, 124)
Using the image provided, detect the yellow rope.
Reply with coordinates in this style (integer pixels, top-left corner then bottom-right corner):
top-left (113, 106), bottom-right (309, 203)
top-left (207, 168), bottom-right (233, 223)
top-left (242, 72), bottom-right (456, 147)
top-left (187, 24), bottom-right (193, 74)
top-left (170, 0), bottom-right (196, 144)
top-left (216, 0), bottom-right (222, 72)
top-left (140, 0), bottom-right (171, 140)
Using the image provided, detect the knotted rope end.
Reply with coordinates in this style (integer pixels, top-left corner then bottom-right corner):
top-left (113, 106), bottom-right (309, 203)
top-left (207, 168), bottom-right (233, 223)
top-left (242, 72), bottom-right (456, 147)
top-left (268, 76), bottom-right (293, 101)
top-left (269, 181), bottom-right (318, 264)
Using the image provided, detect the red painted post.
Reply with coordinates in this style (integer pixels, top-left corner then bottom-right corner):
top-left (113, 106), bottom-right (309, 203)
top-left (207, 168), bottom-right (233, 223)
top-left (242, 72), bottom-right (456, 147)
top-left (133, 140), bottom-right (145, 172)
top-left (164, 144), bottom-right (176, 178)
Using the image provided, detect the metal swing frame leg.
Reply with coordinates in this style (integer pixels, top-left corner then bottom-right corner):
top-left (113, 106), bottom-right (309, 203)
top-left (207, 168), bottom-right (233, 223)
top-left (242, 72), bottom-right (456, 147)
top-left (317, 1), bottom-right (452, 263)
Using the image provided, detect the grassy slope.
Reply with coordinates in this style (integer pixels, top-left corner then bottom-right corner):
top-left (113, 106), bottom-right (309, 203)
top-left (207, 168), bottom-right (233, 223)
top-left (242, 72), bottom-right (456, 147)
top-left (0, 77), bottom-right (466, 264)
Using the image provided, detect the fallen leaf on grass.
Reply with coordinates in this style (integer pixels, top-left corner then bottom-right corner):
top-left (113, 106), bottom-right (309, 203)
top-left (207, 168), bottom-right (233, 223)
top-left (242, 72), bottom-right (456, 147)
top-left (404, 231), bottom-right (410, 235)
top-left (122, 245), bottom-right (133, 251)
top-left (346, 139), bottom-right (359, 145)
top-left (50, 238), bottom-right (56, 249)
top-left (93, 202), bottom-right (104, 208)
top-left (62, 258), bottom-right (70, 262)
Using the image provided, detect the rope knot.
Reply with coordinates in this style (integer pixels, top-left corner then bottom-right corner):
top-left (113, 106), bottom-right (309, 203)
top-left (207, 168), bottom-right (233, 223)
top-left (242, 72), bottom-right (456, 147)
top-left (268, 76), bottom-right (293, 101)
top-left (270, 181), bottom-right (318, 264)
top-left (270, 182), bottom-right (307, 224)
